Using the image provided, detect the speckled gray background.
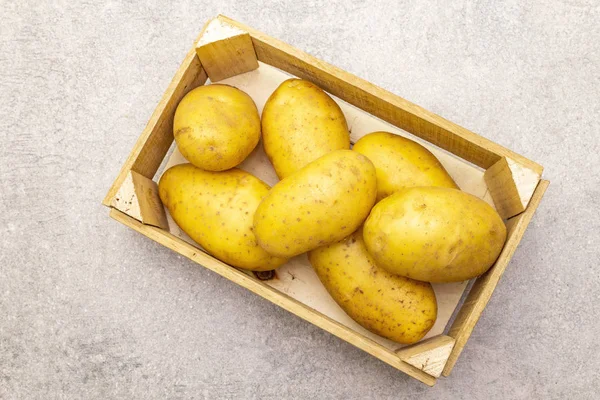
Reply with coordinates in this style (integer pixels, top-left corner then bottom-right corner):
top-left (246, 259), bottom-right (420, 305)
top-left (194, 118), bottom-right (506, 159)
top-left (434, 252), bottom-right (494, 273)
top-left (1, 1), bottom-right (599, 399)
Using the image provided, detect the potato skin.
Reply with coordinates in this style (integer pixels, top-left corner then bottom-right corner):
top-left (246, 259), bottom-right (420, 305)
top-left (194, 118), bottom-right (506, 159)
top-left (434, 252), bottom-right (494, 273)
top-left (173, 84), bottom-right (260, 171)
top-left (158, 164), bottom-right (287, 271)
top-left (261, 79), bottom-right (350, 179)
top-left (308, 229), bottom-right (437, 344)
top-left (253, 150), bottom-right (377, 257)
top-left (353, 131), bottom-right (457, 201)
top-left (363, 187), bottom-right (507, 283)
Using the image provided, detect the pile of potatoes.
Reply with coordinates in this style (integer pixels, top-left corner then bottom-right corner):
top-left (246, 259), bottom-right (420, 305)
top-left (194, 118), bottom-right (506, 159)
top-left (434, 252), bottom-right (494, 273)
top-left (159, 79), bottom-right (507, 344)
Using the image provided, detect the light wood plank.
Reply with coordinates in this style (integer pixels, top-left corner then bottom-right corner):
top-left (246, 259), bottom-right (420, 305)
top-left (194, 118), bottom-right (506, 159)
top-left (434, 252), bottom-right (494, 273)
top-left (110, 171), bottom-right (169, 229)
top-left (397, 335), bottom-right (456, 378)
top-left (217, 15), bottom-right (543, 175)
top-left (109, 208), bottom-right (437, 386)
top-left (102, 47), bottom-right (208, 207)
top-left (484, 157), bottom-right (541, 219)
top-left (196, 18), bottom-right (258, 82)
top-left (442, 179), bottom-right (549, 376)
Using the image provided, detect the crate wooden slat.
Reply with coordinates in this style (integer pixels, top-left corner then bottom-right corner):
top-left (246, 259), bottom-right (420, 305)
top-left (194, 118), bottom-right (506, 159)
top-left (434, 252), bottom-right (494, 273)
top-left (102, 42), bottom-right (208, 207)
top-left (217, 15), bottom-right (543, 219)
top-left (443, 179), bottom-right (549, 376)
top-left (103, 15), bottom-right (548, 386)
top-left (217, 16), bottom-right (543, 176)
top-left (108, 208), bottom-right (437, 386)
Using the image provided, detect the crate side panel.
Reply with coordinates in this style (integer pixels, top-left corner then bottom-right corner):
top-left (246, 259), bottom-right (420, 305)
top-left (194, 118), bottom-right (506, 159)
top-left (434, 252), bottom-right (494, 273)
top-left (217, 16), bottom-right (542, 176)
top-left (103, 50), bottom-right (207, 206)
top-left (109, 208), bottom-right (436, 386)
top-left (442, 179), bottom-right (549, 376)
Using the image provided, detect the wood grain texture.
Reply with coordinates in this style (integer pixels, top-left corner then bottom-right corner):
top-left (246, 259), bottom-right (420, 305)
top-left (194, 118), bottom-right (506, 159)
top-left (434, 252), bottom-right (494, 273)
top-left (485, 157), bottom-right (541, 219)
top-left (102, 48), bottom-right (208, 206)
top-left (216, 15), bottom-right (543, 175)
top-left (131, 171), bottom-right (169, 229)
top-left (196, 19), bottom-right (258, 82)
top-left (109, 208), bottom-right (437, 386)
top-left (110, 171), bottom-right (169, 229)
top-left (397, 335), bottom-right (456, 378)
top-left (442, 179), bottom-right (549, 376)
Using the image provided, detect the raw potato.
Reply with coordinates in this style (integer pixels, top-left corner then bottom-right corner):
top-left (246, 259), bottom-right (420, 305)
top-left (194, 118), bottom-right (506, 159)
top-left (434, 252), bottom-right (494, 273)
top-left (254, 150), bottom-right (377, 257)
top-left (173, 84), bottom-right (260, 171)
top-left (363, 187), bottom-right (507, 283)
top-left (261, 79), bottom-right (350, 179)
top-left (309, 229), bottom-right (437, 344)
top-left (353, 131), bottom-right (458, 201)
top-left (158, 164), bottom-right (287, 271)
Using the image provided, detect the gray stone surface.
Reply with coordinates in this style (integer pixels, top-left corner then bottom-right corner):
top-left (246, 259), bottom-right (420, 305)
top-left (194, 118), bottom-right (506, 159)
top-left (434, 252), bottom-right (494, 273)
top-left (1, 0), bottom-right (599, 398)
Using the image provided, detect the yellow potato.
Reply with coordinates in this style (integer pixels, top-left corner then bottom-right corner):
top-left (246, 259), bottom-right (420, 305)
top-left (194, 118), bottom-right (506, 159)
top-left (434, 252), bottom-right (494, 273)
top-left (254, 150), bottom-right (376, 257)
top-left (173, 84), bottom-right (260, 171)
top-left (309, 229), bottom-right (437, 344)
top-left (158, 164), bottom-right (287, 271)
top-left (363, 187), bottom-right (507, 283)
top-left (261, 79), bottom-right (350, 179)
top-left (353, 131), bottom-right (457, 201)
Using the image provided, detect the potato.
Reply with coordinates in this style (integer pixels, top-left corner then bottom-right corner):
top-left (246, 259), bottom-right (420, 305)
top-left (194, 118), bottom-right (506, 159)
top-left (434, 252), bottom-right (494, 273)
top-left (254, 150), bottom-right (376, 257)
top-left (158, 164), bottom-right (287, 271)
top-left (261, 79), bottom-right (350, 179)
top-left (363, 187), bottom-right (507, 283)
top-left (353, 131), bottom-right (457, 201)
top-left (173, 84), bottom-right (260, 171)
top-left (308, 229), bottom-right (437, 344)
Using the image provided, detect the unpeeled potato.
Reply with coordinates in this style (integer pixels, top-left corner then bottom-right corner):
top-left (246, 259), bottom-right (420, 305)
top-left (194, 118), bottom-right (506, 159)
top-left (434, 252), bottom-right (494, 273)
top-left (159, 164), bottom-right (287, 271)
top-left (261, 79), bottom-right (350, 179)
top-left (309, 229), bottom-right (437, 344)
top-left (353, 131), bottom-right (457, 201)
top-left (253, 150), bottom-right (377, 258)
top-left (363, 186), bottom-right (507, 283)
top-left (173, 84), bottom-right (260, 171)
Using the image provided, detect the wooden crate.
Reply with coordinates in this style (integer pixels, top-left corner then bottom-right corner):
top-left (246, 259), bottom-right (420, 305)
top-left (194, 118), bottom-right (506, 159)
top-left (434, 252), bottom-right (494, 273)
top-left (103, 15), bottom-right (548, 386)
